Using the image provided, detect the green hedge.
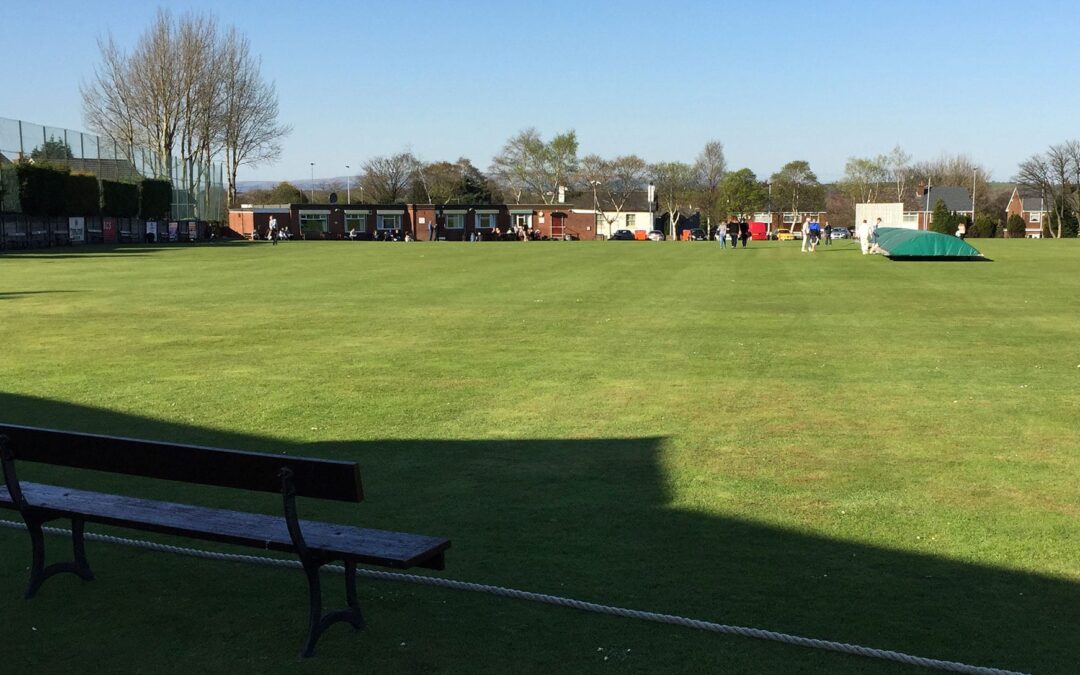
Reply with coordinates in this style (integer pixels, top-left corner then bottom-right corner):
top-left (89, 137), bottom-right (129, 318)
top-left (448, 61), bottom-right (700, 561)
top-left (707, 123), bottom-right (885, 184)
top-left (140, 179), bottom-right (171, 219)
top-left (101, 179), bottom-right (139, 217)
top-left (16, 163), bottom-right (69, 216)
top-left (64, 173), bottom-right (100, 215)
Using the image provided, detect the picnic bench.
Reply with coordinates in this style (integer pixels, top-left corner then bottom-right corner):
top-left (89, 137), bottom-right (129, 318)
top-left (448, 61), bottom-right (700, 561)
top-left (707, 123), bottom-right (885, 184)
top-left (0, 424), bottom-right (450, 657)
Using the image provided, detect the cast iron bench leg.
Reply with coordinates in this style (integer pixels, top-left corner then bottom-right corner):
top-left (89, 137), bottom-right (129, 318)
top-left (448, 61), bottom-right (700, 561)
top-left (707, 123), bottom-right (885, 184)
top-left (299, 559), bottom-right (366, 658)
top-left (25, 516), bottom-right (95, 599)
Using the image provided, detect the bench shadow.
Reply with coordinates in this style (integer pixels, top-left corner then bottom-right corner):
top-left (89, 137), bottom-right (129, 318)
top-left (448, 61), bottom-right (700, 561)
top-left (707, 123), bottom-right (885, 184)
top-left (0, 392), bottom-right (1074, 674)
top-left (0, 291), bottom-right (85, 300)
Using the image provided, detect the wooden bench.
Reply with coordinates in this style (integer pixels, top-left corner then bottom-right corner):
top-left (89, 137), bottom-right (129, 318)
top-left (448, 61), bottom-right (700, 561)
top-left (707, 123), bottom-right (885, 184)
top-left (0, 424), bottom-right (450, 657)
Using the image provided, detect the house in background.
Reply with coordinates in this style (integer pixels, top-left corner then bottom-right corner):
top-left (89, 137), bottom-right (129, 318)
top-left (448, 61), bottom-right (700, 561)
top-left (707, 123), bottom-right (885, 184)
top-left (854, 185), bottom-right (973, 230)
top-left (572, 189), bottom-right (656, 239)
top-left (1005, 186), bottom-right (1050, 238)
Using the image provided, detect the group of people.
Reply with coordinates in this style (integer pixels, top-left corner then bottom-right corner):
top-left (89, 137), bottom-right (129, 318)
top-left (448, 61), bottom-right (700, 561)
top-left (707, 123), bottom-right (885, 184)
top-left (715, 218), bottom-right (751, 248)
top-left (800, 218), bottom-right (828, 253)
top-left (855, 218), bottom-right (881, 254)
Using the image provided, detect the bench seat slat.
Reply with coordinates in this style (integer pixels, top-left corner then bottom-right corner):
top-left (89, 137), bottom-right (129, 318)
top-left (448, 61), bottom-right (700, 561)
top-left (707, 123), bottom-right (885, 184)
top-left (0, 483), bottom-right (449, 571)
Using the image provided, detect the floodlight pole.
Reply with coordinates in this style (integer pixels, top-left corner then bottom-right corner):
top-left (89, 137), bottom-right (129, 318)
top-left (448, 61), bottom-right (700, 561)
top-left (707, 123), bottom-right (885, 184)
top-left (346, 165), bottom-right (351, 204)
top-left (310, 162), bottom-right (315, 202)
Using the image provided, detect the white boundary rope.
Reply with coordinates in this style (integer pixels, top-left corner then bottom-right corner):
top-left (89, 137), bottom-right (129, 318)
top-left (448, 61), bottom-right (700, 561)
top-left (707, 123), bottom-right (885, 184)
top-left (0, 518), bottom-right (1028, 675)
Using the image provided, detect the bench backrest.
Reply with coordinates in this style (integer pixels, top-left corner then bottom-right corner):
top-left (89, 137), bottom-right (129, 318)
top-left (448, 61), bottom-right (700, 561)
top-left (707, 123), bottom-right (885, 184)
top-left (0, 424), bottom-right (363, 502)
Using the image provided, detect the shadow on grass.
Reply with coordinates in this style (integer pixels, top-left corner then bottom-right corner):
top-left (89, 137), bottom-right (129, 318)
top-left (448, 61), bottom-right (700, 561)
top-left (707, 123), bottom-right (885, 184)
top-left (0, 244), bottom-right (209, 259)
top-left (0, 392), bottom-right (1074, 673)
top-left (0, 291), bottom-right (85, 300)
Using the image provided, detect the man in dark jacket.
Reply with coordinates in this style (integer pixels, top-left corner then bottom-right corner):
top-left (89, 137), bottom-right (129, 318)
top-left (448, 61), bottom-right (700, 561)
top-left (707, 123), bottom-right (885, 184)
top-left (738, 218), bottom-right (750, 247)
top-left (726, 218), bottom-right (739, 248)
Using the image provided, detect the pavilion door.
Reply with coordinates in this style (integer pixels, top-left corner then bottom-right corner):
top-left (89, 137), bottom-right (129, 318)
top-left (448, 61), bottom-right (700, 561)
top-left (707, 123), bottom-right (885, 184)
top-left (551, 214), bottom-right (565, 239)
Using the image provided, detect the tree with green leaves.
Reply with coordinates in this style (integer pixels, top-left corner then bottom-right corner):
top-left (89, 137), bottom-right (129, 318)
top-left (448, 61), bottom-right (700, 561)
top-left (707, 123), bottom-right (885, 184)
top-left (769, 160), bottom-right (824, 215)
top-left (411, 158), bottom-right (492, 205)
top-left (489, 128), bottom-right (578, 204)
top-left (30, 137), bottom-right (75, 163)
top-left (929, 198), bottom-right (956, 235)
top-left (839, 155), bottom-right (887, 203)
top-left (718, 168), bottom-right (766, 217)
top-left (266, 181), bottom-right (308, 204)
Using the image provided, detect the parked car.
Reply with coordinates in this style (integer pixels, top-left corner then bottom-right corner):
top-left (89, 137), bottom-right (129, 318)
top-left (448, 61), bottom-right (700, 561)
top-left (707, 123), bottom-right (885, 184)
top-left (776, 229), bottom-right (795, 241)
top-left (830, 226), bottom-right (851, 239)
top-left (647, 229), bottom-right (665, 241)
top-left (611, 229), bottom-right (636, 240)
top-left (689, 228), bottom-right (708, 241)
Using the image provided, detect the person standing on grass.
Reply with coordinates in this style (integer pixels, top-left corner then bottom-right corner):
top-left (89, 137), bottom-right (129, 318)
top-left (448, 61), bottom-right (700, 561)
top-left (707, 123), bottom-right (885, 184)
top-left (727, 217), bottom-right (739, 248)
top-left (800, 217), bottom-right (811, 253)
top-left (716, 221), bottom-right (726, 249)
top-left (739, 217), bottom-right (750, 247)
top-left (857, 219), bottom-right (871, 254)
top-left (268, 216), bottom-right (279, 245)
top-left (870, 218), bottom-right (881, 253)
top-left (808, 219), bottom-right (821, 252)
top-left (824, 221), bottom-right (832, 246)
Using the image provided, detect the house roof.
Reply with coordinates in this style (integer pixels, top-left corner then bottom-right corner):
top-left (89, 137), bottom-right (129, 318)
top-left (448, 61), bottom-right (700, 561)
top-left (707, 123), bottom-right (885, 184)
top-left (924, 186), bottom-right (972, 212)
top-left (565, 189), bottom-right (654, 212)
top-left (1020, 196), bottom-right (1047, 212)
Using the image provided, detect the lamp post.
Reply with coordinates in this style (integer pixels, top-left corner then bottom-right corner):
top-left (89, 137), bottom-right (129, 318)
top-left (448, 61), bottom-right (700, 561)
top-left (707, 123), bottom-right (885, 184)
top-left (309, 162), bottom-right (315, 202)
top-left (346, 165), bottom-right (351, 204)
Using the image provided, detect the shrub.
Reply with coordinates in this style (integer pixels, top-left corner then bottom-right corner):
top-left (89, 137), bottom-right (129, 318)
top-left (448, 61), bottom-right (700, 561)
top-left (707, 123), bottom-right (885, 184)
top-left (140, 179), bottom-right (172, 219)
top-left (969, 214), bottom-right (997, 238)
top-left (928, 199), bottom-right (955, 235)
top-left (64, 173), bottom-right (100, 216)
top-left (101, 180), bottom-right (139, 217)
top-left (1006, 214), bottom-right (1026, 238)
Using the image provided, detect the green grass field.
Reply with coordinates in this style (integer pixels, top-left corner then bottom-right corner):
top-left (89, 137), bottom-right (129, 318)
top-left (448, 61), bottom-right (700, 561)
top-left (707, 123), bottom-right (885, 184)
top-left (0, 239), bottom-right (1077, 674)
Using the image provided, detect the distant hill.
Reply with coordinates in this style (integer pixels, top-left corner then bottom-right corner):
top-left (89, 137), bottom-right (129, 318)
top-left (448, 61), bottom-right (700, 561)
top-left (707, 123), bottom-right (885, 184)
top-left (236, 180), bottom-right (279, 192)
top-left (237, 177), bottom-right (351, 193)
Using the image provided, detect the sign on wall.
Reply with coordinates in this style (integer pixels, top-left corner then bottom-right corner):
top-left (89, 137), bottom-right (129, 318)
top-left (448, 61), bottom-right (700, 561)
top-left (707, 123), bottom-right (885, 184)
top-left (68, 217), bottom-right (85, 243)
top-left (187, 222), bottom-right (197, 240)
top-left (168, 222), bottom-right (179, 241)
top-left (146, 221), bottom-right (158, 239)
top-left (103, 217), bottom-right (117, 243)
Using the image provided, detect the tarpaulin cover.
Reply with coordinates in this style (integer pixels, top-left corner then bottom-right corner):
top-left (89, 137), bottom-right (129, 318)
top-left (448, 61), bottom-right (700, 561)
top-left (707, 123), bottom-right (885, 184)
top-left (875, 227), bottom-right (985, 259)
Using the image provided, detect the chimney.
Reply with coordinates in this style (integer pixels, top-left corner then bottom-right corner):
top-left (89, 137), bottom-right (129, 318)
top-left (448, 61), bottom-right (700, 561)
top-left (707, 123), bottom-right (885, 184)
top-left (557, 185), bottom-right (565, 204)
top-left (915, 182), bottom-right (926, 197)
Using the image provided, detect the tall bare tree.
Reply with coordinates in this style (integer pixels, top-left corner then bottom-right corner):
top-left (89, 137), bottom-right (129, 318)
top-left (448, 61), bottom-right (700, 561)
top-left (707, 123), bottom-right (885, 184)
top-left (694, 140), bottom-right (727, 227)
top-left (81, 35), bottom-right (141, 161)
top-left (361, 152), bottom-right (419, 203)
top-left (1017, 141), bottom-right (1079, 239)
top-left (578, 154), bottom-right (648, 236)
top-left (885, 145), bottom-right (912, 202)
top-left (220, 26), bottom-right (290, 207)
top-left (650, 161), bottom-right (699, 237)
top-left (82, 9), bottom-right (289, 212)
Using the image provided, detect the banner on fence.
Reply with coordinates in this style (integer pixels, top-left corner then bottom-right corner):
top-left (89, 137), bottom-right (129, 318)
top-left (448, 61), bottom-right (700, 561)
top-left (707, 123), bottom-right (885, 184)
top-left (146, 221), bottom-right (158, 238)
top-left (103, 218), bottom-right (117, 243)
top-left (187, 222), bottom-right (197, 241)
top-left (168, 222), bottom-right (178, 241)
top-left (69, 217), bottom-right (85, 243)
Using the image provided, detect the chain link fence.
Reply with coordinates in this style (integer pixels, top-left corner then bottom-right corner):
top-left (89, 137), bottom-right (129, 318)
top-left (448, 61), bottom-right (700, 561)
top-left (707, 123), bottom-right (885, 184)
top-left (0, 116), bottom-right (224, 222)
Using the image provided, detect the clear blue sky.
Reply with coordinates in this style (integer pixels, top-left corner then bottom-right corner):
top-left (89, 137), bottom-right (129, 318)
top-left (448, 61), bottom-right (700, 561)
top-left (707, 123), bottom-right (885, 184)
top-left (3, 0), bottom-right (1077, 184)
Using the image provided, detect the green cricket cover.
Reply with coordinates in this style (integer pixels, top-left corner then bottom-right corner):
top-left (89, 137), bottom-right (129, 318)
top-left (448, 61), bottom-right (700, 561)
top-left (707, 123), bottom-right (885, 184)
top-left (875, 228), bottom-right (987, 260)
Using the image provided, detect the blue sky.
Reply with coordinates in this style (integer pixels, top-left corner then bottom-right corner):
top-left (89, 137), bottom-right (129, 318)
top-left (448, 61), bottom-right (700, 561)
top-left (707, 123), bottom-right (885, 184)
top-left (3, 0), bottom-right (1077, 184)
